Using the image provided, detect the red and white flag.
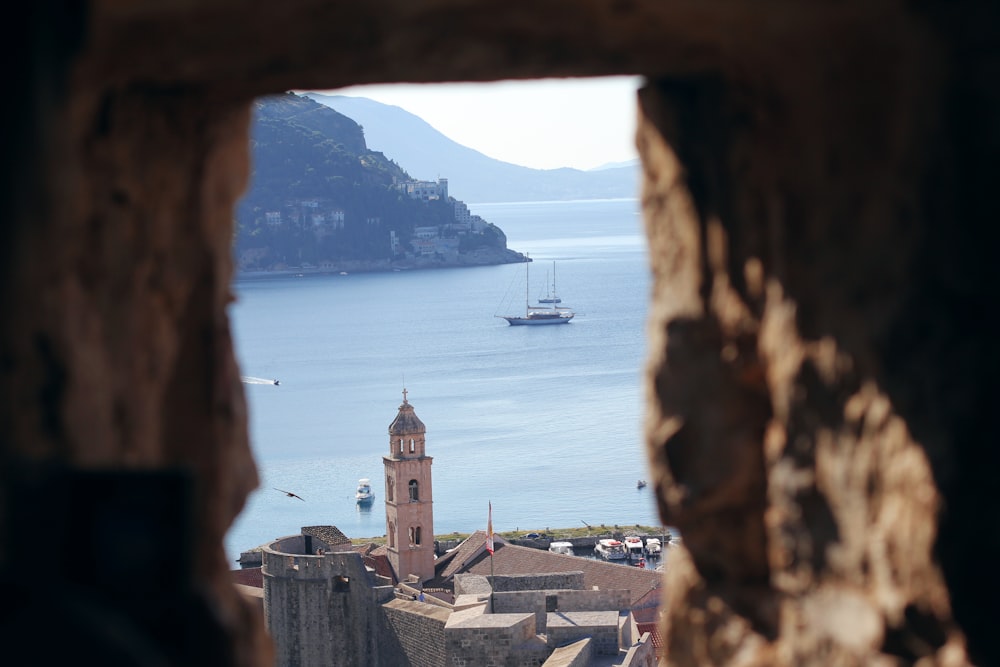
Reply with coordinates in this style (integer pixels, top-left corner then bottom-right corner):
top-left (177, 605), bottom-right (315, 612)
top-left (486, 502), bottom-right (495, 554)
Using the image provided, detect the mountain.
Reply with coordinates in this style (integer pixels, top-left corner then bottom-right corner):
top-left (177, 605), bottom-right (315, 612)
top-left (235, 93), bottom-right (523, 272)
top-left (304, 92), bottom-right (640, 204)
top-left (590, 159), bottom-right (640, 171)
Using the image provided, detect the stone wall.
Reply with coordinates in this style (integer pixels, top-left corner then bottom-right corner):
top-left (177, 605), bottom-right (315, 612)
top-left (552, 589), bottom-right (631, 613)
top-left (444, 609), bottom-right (546, 667)
top-left (546, 611), bottom-right (621, 656)
top-left (492, 591), bottom-right (547, 633)
top-left (491, 572), bottom-right (585, 593)
top-left (543, 639), bottom-right (593, 667)
top-left (382, 599), bottom-right (449, 667)
top-left (262, 549), bottom-right (395, 666)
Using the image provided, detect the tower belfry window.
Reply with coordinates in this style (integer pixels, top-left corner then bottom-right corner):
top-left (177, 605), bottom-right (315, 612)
top-left (409, 479), bottom-right (419, 501)
top-left (409, 438), bottom-right (415, 453)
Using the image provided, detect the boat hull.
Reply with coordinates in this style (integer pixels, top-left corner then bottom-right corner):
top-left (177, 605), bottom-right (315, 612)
top-left (503, 315), bottom-right (573, 325)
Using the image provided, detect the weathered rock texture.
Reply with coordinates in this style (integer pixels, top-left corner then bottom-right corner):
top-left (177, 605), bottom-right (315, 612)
top-left (1, 1), bottom-right (996, 666)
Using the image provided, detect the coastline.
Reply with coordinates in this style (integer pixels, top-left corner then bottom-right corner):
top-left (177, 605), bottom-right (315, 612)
top-left (235, 247), bottom-right (528, 280)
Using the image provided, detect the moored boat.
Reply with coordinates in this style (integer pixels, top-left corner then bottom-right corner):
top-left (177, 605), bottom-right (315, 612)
top-left (594, 538), bottom-right (626, 560)
top-left (548, 541), bottom-right (574, 555)
top-left (644, 537), bottom-right (662, 557)
top-left (355, 478), bottom-right (375, 504)
top-left (498, 257), bottom-right (574, 325)
top-left (624, 535), bottom-right (645, 560)
top-left (537, 262), bottom-right (563, 304)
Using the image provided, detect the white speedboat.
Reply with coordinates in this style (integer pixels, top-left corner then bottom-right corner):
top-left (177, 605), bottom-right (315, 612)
top-left (355, 478), bottom-right (375, 505)
top-left (624, 536), bottom-right (645, 560)
top-left (644, 537), bottom-right (662, 557)
top-left (594, 538), bottom-right (626, 560)
top-left (548, 541), bottom-right (574, 555)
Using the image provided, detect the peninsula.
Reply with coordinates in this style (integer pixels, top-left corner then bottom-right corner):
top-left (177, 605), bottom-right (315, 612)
top-left (234, 93), bottom-right (525, 274)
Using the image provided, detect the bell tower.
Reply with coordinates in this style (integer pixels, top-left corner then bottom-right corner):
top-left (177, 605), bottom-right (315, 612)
top-left (383, 389), bottom-right (435, 583)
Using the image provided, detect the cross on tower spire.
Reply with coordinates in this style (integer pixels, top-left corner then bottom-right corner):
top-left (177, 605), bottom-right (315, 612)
top-left (402, 387), bottom-right (408, 404)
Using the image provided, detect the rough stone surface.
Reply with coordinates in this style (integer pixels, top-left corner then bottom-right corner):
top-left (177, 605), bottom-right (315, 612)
top-left (3, 1), bottom-right (997, 666)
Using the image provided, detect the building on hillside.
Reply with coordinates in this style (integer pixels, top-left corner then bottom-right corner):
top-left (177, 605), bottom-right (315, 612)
top-left (398, 177), bottom-right (448, 201)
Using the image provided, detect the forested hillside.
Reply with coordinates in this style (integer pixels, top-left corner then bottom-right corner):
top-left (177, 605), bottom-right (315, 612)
top-left (234, 93), bottom-right (516, 271)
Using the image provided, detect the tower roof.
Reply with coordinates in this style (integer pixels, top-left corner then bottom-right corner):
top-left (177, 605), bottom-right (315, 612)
top-left (389, 389), bottom-right (425, 435)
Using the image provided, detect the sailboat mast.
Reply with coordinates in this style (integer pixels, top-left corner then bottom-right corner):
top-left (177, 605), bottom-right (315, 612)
top-left (525, 256), bottom-right (530, 313)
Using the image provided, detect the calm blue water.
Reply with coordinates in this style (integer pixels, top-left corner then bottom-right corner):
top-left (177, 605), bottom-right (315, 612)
top-left (225, 198), bottom-right (661, 563)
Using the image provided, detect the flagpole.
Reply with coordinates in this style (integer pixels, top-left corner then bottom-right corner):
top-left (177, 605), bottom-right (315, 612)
top-left (487, 501), bottom-right (495, 612)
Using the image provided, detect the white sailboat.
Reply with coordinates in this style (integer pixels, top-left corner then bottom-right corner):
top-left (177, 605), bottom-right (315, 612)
top-left (498, 257), bottom-right (574, 326)
top-left (537, 262), bottom-right (562, 304)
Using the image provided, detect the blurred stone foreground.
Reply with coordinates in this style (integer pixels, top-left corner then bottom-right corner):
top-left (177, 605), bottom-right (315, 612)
top-left (1, 1), bottom-right (996, 666)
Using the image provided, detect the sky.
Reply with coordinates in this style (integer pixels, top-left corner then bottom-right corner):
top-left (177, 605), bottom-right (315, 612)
top-left (327, 76), bottom-right (643, 171)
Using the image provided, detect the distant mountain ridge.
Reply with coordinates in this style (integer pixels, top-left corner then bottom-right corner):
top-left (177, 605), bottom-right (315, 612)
top-left (305, 92), bottom-right (639, 204)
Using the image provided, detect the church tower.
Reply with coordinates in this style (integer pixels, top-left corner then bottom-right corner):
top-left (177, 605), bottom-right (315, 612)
top-left (383, 389), bottom-right (435, 583)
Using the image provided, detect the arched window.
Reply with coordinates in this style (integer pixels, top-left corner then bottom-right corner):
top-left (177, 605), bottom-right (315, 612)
top-left (398, 438), bottom-right (404, 455)
top-left (387, 476), bottom-right (394, 502)
top-left (408, 479), bottom-right (419, 501)
top-left (388, 521), bottom-right (395, 548)
top-left (409, 438), bottom-right (415, 453)
top-left (408, 526), bottom-right (416, 546)
top-left (415, 526), bottom-right (422, 545)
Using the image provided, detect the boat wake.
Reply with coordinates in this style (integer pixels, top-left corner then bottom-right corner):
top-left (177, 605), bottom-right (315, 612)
top-left (241, 376), bottom-right (280, 386)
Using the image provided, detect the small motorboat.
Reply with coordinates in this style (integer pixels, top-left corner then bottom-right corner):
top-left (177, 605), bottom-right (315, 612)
top-left (273, 379), bottom-right (280, 386)
top-left (644, 537), bottom-right (662, 557)
top-left (594, 538), bottom-right (626, 560)
top-left (355, 478), bottom-right (375, 505)
top-left (636, 480), bottom-right (647, 489)
top-left (624, 535), bottom-right (645, 561)
top-left (548, 541), bottom-right (574, 555)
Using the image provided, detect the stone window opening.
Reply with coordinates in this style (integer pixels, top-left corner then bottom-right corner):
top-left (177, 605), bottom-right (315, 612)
top-left (408, 479), bottom-right (419, 501)
top-left (387, 476), bottom-right (394, 502)
top-left (11, 9), bottom-right (990, 665)
top-left (409, 438), bottom-right (415, 453)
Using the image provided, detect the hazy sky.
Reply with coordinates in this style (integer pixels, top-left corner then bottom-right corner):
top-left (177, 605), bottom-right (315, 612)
top-left (327, 76), bottom-right (643, 171)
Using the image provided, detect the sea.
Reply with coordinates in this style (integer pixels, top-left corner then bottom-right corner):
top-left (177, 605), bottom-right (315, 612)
top-left (225, 197), bottom-right (662, 564)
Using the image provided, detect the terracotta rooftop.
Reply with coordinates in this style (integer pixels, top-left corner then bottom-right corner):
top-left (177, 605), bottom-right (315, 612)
top-left (301, 525), bottom-right (352, 548)
top-left (354, 542), bottom-right (396, 583)
top-left (432, 530), bottom-right (508, 582)
top-left (461, 542), bottom-right (662, 607)
top-left (388, 399), bottom-right (426, 435)
top-left (636, 621), bottom-right (664, 656)
top-left (231, 566), bottom-right (263, 589)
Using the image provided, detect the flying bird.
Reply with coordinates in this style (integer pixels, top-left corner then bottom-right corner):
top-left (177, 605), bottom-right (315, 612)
top-left (274, 487), bottom-right (305, 501)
